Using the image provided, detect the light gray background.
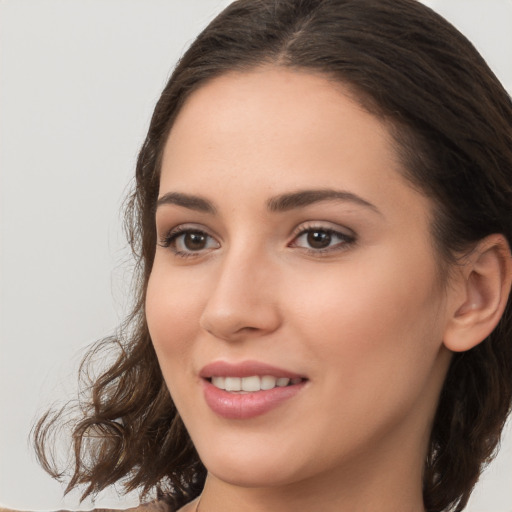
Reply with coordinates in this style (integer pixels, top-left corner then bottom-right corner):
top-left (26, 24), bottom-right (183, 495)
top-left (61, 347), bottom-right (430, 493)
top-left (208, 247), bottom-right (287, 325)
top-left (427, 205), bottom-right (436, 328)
top-left (1, 1), bottom-right (511, 510)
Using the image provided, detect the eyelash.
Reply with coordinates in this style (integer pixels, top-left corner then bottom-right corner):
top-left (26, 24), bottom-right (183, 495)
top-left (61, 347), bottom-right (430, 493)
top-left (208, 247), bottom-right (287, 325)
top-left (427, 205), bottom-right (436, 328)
top-left (158, 224), bottom-right (356, 258)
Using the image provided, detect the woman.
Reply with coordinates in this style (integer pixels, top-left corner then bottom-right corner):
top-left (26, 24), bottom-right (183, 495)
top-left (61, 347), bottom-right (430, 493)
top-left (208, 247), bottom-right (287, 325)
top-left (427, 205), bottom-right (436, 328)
top-left (34, 0), bottom-right (512, 511)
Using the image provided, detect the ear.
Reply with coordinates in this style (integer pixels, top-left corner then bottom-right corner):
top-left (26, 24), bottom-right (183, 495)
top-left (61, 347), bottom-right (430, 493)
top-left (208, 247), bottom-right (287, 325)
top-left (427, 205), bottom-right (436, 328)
top-left (443, 234), bottom-right (512, 353)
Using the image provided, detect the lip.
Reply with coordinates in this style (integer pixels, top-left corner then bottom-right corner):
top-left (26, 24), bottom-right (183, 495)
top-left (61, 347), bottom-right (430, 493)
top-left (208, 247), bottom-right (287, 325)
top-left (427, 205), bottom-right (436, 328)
top-left (199, 360), bottom-right (305, 379)
top-left (200, 360), bottom-right (307, 420)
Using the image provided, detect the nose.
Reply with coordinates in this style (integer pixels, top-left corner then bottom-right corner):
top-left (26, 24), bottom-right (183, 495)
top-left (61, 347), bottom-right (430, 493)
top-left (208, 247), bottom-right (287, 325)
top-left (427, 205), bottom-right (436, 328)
top-left (199, 248), bottom-right (282, 342)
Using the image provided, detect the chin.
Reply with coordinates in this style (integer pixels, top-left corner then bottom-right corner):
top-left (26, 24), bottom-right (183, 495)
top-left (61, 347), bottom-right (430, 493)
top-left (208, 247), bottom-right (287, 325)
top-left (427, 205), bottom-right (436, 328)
top-left (191, 428), bottom-right (317, 489)
top-left (203, 455), bottom-right (304, 489)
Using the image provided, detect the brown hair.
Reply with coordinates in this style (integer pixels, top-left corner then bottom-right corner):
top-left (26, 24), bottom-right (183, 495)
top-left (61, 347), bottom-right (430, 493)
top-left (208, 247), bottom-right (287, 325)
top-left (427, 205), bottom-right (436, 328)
top-left (34, 1), bottom-right (512, 511)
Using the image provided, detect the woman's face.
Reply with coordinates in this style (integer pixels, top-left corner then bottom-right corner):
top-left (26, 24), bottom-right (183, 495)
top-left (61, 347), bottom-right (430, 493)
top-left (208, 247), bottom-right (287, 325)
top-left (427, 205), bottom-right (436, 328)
top-left (146, 68), bottom-right (454, 491)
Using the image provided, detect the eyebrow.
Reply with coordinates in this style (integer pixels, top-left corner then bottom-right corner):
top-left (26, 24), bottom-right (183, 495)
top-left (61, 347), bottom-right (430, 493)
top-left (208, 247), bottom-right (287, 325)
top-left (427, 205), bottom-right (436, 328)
top-left (156, 192), bottom-right (217, 214)
top-left (267, 189), bottom-right (381, 214)
top-left (156, 188), bottom-right (380, 215)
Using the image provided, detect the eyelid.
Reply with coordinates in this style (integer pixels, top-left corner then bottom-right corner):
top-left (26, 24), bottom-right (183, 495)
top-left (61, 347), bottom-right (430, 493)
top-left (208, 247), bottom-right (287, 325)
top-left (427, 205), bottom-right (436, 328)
top-left (290, 221), bottom-right (355, 240)
top-left (158, 222), bottom-right (217, 242)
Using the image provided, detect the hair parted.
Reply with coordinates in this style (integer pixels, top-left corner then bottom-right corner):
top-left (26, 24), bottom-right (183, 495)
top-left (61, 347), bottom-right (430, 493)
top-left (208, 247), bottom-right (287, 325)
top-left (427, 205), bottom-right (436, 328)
top-left (33, 1), bottom-right (512, 511)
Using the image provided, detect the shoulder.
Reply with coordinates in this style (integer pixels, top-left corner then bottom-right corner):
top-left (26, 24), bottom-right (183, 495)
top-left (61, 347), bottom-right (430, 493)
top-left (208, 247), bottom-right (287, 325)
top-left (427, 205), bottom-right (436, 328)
top-left (0, 499), bottom-right (177, 512)
top-left (115, 500), bottom-right (176, 512)
top-left (94, 499), bottom-right (176, 512)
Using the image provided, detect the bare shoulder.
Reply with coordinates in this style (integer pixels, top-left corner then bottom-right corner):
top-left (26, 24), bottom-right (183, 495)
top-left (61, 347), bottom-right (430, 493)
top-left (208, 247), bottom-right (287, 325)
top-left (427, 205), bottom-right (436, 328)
top-left (123, 499), bottom-right (176, 512)
top-left (0, 499), bottom-right (177, 512)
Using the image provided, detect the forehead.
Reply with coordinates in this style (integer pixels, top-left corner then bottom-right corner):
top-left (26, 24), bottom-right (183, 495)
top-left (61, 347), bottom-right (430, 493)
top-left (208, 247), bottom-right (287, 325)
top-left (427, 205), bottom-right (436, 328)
top-left (165, 67), bottom-right (393, 151)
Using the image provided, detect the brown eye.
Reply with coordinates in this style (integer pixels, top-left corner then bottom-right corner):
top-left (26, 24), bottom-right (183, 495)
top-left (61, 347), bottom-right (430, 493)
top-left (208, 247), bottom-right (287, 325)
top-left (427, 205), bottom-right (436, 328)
top-left (307, 230), bottom-right (332, 249)
top-left (183, 231), bottom-right (208, 251)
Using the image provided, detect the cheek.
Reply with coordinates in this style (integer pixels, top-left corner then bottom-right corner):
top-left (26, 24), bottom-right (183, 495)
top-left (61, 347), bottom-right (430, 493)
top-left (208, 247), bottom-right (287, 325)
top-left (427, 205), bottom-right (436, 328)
top-left (145, 261), bottom-right (204, 365)
top-left (288, 247), bottom-right (445, 391)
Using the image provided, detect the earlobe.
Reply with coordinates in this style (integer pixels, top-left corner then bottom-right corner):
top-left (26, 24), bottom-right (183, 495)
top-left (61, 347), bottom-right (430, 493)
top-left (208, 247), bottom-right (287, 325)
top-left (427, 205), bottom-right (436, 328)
top-left (443, 234), bottom-right (512, 353)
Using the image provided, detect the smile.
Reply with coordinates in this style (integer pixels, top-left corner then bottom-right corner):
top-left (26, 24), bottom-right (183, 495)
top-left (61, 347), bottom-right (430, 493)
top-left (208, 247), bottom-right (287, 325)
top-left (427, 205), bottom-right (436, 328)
top-left (209, 375), bottom-right (304, 392)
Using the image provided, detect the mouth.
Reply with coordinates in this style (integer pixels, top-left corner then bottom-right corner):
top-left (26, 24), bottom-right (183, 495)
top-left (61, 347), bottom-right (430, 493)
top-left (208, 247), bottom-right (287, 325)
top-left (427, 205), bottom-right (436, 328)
top-left (200, 361), bottom-right (308, 419)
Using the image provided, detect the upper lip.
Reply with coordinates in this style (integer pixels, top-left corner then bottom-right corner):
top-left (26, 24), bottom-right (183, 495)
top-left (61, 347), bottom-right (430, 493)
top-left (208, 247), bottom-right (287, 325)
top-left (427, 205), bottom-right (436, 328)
top-left (199, 360), bottom-right (306, 379)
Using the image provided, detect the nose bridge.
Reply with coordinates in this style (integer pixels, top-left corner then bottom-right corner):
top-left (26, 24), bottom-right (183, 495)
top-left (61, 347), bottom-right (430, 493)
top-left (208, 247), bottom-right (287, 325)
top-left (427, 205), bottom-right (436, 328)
top-left (199, 239), bottom-right (281, 340)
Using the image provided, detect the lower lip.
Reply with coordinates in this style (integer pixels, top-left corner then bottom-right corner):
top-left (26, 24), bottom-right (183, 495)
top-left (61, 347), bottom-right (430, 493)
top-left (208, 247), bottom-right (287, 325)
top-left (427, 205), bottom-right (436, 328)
top-left (202, 379), bottom-right (306, 420)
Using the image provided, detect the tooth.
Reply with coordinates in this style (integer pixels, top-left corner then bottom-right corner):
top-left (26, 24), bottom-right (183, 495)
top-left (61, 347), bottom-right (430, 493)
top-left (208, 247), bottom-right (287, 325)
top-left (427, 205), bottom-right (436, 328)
top-left (291, 378), bottom-right (302, 385)
top-left (276, 377), bottom-right (290, 387)
top-left (225, 377), bottom-right (242, 391)
top-left (211, 376), bottom-right (225, 390)
top-left (241, 376), bottom-right (261, 392)
top-left (261, 375), bottom-right (277, 390)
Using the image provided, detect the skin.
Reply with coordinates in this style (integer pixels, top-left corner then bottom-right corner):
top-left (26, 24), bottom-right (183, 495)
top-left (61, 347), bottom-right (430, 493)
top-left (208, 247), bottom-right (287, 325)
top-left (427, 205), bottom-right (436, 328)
top-left (146, 67), bottom-right (459, 512)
